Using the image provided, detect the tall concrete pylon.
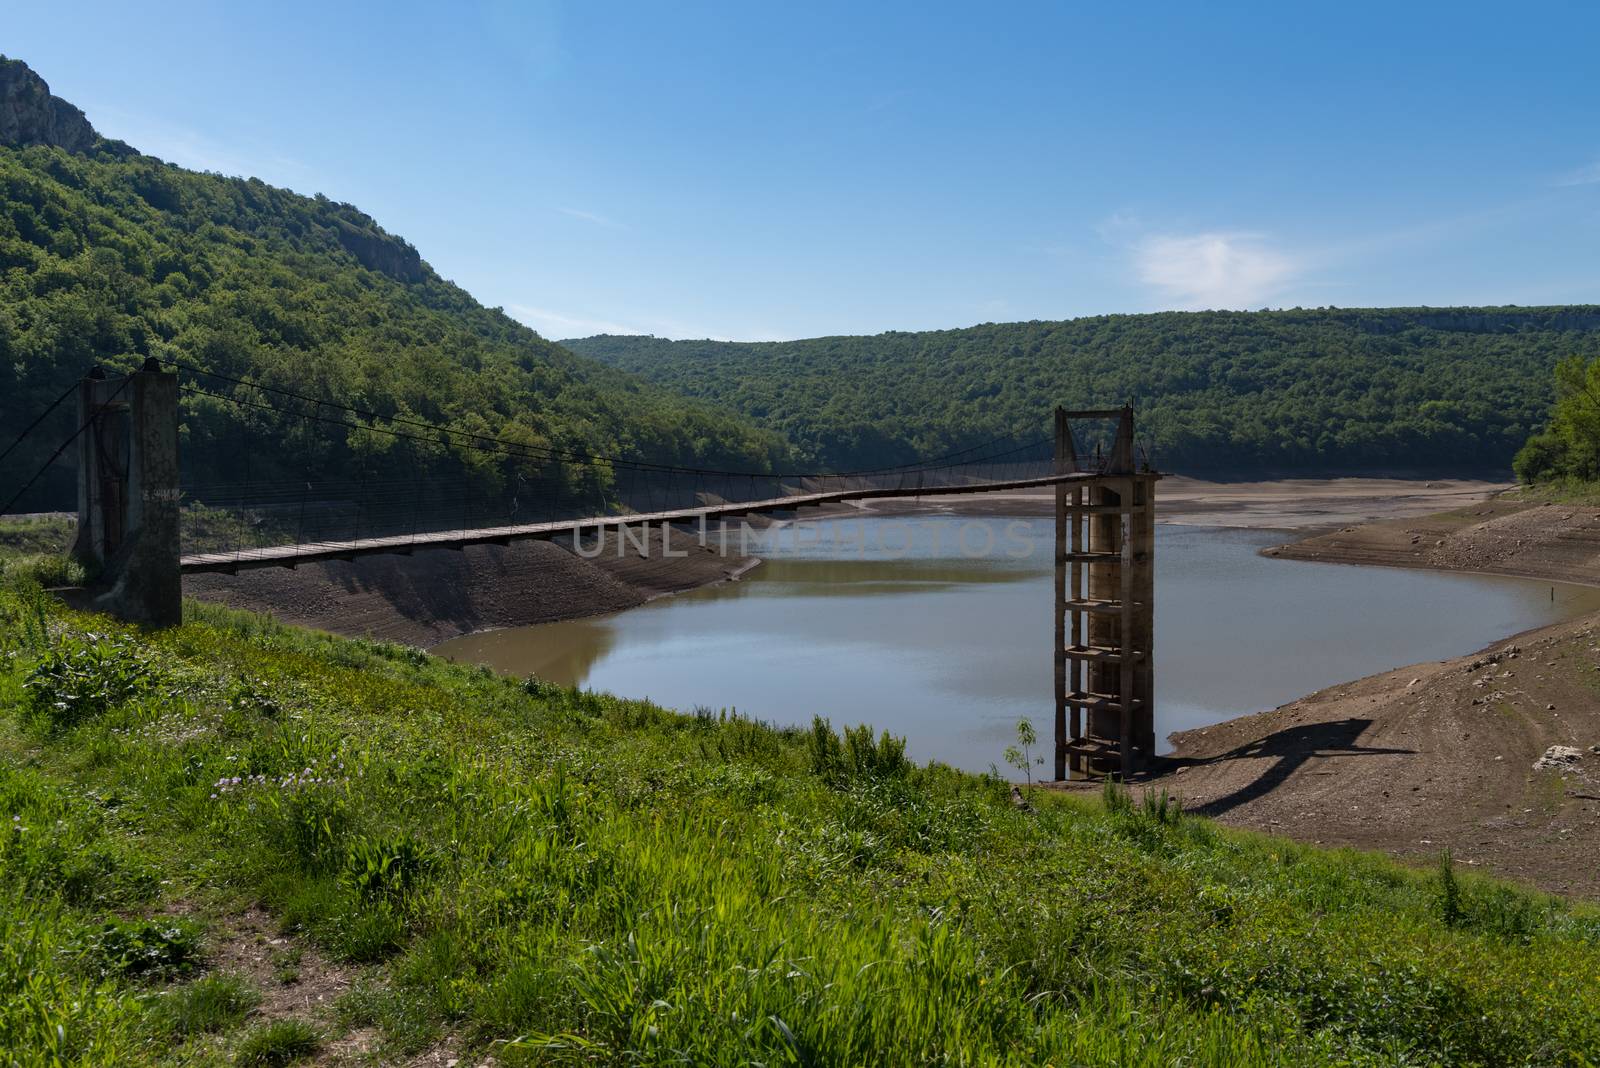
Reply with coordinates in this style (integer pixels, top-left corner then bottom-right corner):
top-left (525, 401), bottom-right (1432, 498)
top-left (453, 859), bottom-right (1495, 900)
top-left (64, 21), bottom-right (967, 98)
top-left (69, 360), bottom-right (182, 627)
top-left (1053, 405), bottom-right (1157, 779)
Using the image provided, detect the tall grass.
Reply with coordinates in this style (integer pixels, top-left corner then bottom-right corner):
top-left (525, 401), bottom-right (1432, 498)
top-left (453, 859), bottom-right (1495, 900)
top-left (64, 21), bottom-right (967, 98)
top-left (2, 579), bottom-right (1600, 1063)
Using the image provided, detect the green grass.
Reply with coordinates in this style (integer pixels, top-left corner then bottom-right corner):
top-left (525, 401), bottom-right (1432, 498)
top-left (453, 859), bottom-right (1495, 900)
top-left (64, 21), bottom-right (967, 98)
top-left (0, 514), bottom-right (74, 556)
top-left (3, 576), bottom-right (1600, 1064)
top-left (149, 973), bottom-right (260, 1037)
top-left (232, 1018), bottom-right (320, 1066)
top-left (1507, 478), bottom-right (1600, 506)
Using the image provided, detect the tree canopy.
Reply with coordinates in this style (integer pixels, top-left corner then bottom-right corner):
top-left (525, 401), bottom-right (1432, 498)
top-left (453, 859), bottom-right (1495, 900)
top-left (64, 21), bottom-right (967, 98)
top-left (1514, 355), bottom-right (1600, 484)
top-left (0, 142), bottom-right (789, 512)
top-left (566, 309), bottom-right (1600, 477)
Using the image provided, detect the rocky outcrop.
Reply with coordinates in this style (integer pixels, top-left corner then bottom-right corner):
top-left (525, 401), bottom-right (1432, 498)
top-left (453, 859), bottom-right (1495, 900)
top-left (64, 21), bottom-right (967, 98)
top-left (0, 56), bottom-right (99, 153)
top-left (331, 217), bottom-right (425, 283)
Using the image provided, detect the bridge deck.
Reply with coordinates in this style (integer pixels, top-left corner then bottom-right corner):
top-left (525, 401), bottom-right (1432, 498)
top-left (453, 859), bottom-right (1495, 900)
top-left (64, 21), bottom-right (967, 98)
top-left (180, 470), bottom-right (1117, 573)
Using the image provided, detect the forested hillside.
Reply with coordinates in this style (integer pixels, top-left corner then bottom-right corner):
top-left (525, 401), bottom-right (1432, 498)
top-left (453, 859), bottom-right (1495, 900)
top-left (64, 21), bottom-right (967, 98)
top-left (567, 308), bottom-right (1600, 476)
top-left (0, 57), bottom-right (787, 512)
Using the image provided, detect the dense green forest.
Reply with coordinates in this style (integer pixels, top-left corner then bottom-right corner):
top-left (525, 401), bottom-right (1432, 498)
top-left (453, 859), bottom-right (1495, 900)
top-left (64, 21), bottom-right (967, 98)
top-left (1515, 355), bottom-right (1600, 486)
top-left (566, 308), bottom-right (1600, 476)
top-left (0, 59), bottom-right (788, 513)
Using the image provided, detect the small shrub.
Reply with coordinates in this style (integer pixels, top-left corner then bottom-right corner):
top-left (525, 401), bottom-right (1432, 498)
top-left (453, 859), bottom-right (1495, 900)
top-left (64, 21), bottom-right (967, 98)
top-left (521, 675), bottom-right (565, 701)
top-left (844, 723), bottom-right (908, 779)
top-left (83, 916), bottom-right (202, 980)
top-left (1468, 883), bottom-right (1544, 944)
top-left (1140, 787), bottom-right (1181, 825)
top-left (809, 717), bottom-right (909, 786)
top-left (234, 1017), bottom-right (320, 1066)
top-left (23, 633), bottom-right (154, 731)
top-left (1003, 717), bottom-right (1042, 794)
top-left (343, 832), bottom-right (431, 900)
top-left (0, 570), bottom-right (53, 649)
top-left (0, 552), bottom-right (86, 588)
top-left (150, 972), bottom-right (259, 1036)
top-left (1438, 849), bottom-right (1464, 928)
top-left (1101, 778), bottom-right (1132, 815)
top-left (807, 716), bottom-right (847, 784)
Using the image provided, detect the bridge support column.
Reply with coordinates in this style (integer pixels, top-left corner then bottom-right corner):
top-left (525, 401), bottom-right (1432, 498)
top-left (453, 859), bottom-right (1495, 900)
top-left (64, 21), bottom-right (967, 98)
top-left (1054, 406), bottom-right (1157, 779)
top-left (69, 361), bottom-right (182, 627)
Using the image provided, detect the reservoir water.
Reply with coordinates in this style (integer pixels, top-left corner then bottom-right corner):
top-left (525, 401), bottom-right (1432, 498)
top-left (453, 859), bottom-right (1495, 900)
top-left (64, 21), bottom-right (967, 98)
top-left (437, 516), bottom-right (1600, 773)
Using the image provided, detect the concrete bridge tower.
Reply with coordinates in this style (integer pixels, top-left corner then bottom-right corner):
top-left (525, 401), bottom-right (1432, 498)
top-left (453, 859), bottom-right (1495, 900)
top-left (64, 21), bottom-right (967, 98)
top-left (69, 360), bottom-right (182, 627)
top-left (1053, 405), bottom-right (1158, 779)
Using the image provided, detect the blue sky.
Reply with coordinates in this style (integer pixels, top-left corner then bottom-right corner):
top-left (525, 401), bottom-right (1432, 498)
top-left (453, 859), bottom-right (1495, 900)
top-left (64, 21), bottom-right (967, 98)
top-left (7, 2), bottom-right (1600, 340)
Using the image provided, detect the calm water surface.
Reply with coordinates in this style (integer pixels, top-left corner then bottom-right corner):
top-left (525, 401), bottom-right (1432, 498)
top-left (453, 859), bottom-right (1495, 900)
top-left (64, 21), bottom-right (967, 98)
top-left (437, 517), bottom-right (1600, 773)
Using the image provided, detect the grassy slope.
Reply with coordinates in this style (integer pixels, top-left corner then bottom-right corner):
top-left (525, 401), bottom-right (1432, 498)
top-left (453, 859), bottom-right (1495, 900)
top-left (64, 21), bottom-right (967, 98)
top-left (1508, 480), bottom-right (1600, 507)
top-left (3, 575), bottom-right (1600, 1065)
top-left (565, 308), bottom-right (1600, 476)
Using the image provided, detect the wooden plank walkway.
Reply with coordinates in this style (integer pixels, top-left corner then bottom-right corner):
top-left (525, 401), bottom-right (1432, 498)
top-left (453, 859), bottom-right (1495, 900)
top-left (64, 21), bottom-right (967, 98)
top-left (181, 470), bottom-right (1109, 574)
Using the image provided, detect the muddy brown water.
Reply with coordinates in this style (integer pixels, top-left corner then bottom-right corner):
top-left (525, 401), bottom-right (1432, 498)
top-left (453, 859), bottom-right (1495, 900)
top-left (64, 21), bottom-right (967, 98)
top-left (436, 516), bottom-right (1600, 773)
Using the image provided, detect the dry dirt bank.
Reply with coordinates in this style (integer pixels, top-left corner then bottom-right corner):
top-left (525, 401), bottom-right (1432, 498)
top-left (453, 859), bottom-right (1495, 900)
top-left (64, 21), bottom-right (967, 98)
top-left (184, 526), bottom-right (752, 648)
top-left (1101, 492), bottom-right (1600, 898)
top-left (1268, 496), bottom-right (1600, 584)
top-left (1129, 614), bottom-right (1600, 898)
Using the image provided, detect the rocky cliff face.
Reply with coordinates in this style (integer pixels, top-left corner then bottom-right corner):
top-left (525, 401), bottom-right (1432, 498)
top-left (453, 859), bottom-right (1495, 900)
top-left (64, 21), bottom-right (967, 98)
top-left (331, 216), bottom-right (426, 283)
top-left (0, 56), bottom-right (100, 153)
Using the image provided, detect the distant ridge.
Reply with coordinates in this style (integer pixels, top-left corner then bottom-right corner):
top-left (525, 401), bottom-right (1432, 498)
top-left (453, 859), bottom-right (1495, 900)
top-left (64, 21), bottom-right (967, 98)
top-left (564, 306), bottom-right (1600, 477)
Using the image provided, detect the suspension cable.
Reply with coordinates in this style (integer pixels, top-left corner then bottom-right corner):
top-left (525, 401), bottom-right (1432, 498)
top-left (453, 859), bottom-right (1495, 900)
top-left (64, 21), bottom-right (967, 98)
top-left (0, 374), bottom-right (137, 519)
top-left (0, 379), bottom-right (81, 466)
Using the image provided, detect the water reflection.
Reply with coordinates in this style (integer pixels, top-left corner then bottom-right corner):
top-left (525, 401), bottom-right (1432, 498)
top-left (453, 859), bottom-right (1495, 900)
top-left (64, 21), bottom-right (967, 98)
top-left (437, 517), bottom-right (1600, 773)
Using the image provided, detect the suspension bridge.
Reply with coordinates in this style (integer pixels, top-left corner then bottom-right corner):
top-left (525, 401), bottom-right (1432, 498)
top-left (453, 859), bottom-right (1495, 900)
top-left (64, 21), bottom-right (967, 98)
top-left (2, 360), bottom-right (1158, 778)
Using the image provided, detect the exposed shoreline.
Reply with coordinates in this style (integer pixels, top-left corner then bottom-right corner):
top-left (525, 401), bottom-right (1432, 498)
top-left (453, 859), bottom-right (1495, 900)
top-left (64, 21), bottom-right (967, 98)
top-left (183, 525), bottom-right (757, 648)
top-left (1119, 490), bottom-right (1600, 899)
top-left (854, 475), bottom-right (1513, 530)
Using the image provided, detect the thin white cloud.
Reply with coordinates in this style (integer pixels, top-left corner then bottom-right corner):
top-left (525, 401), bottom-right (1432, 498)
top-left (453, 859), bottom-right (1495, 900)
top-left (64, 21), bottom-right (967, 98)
top-left (1552, 160), bottom-right (1600, 187)
top-left (1131, 231), bottom-right (1301, 309)
top-left (508, 304), bottom-right (791, 343)
top-left (557, 206), bottom-right (625, 229)
top-left (509, 304), bottom-right (649, 338)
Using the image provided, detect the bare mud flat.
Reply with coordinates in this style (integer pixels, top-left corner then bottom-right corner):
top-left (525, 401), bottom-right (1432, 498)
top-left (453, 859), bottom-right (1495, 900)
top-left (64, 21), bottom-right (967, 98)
top-left (856, 476), bottom-right (1511, 530)
top-left (1269, 496), bottom-right (1600, 586)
